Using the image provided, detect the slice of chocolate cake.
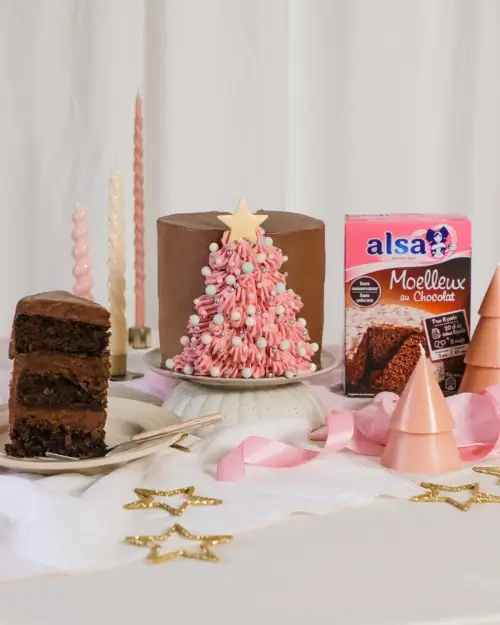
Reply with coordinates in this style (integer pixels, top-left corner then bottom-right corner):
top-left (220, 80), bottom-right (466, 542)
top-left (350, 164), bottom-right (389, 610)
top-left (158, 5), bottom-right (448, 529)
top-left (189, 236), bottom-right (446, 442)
top-left (6, 291), bottom-right (110, 458)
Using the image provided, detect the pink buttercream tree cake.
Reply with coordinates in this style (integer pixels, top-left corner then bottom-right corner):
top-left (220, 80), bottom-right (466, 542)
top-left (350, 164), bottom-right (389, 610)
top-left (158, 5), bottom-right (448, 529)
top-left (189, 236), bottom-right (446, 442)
top-left (165, 208), bottom-right (319, 380)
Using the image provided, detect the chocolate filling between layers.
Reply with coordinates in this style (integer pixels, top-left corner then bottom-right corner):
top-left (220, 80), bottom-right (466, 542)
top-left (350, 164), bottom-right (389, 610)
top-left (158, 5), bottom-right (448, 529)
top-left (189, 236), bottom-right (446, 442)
top-left (15, 372), bottom-right (106, 410)
top-left (14, 315), bottom-right (109, 357)
top-left (6, 419), bottom-right (107, 459)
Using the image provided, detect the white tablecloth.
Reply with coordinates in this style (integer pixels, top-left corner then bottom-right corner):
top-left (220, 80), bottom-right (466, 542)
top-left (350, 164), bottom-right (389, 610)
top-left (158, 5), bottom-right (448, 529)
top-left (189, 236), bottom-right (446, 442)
top-left (1, 348), bottom-right (500, 624)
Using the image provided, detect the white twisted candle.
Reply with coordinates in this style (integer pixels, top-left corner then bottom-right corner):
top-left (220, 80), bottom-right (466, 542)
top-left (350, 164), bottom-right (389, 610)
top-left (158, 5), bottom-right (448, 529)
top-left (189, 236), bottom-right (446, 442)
top-left (107, 167), bottom-right (127, 357)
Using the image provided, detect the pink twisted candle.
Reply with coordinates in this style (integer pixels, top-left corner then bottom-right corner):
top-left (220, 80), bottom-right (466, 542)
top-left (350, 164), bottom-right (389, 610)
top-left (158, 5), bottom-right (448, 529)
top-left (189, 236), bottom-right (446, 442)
top-left (72, 203), bottom-right (94, 301)
top-left (134, 92), bottom-right (146, 328)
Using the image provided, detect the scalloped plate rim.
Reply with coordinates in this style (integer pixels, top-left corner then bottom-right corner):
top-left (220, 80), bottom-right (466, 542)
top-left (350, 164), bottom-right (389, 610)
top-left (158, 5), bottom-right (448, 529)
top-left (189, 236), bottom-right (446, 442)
top-left (144, 347), bottom-right (340, 389)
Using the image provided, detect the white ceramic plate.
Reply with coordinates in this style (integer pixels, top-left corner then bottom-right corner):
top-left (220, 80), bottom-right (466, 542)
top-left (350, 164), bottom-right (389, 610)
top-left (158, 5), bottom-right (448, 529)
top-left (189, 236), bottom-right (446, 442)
top-left (144, 347), bottom-right (340, 390)
top-left (0, 397), bottom-right (184, 475)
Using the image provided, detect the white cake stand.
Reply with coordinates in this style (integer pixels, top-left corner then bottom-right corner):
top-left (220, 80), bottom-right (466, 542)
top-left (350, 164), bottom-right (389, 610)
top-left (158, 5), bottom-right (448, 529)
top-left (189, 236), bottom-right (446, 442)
top-left (144, 348), bottom-right (340, 436)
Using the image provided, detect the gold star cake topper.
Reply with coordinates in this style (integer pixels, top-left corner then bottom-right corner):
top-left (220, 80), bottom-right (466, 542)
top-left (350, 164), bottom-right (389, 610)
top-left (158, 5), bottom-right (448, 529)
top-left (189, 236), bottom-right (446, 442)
top-left (124, 486), bottom-right (222, 517)
top-left (411, 481), bottom-right (500, 511)
top-left (217, 199), bottom-right (268, 243)
top-left (125, 523), bottom-right (233, 564)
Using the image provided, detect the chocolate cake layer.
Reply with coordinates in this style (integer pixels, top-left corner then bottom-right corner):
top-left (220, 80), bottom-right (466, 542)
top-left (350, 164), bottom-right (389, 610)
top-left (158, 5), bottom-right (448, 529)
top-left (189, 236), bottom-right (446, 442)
top-left (11, 354), bottom-right (109, 410)
top-left (12, 315), bottom-right (109, 357)
top-left (158, 210), bottom-right (325, 365)
top-left (372, 334), bottom-right (428, 394)
top-left (9, 405), bottom-right (106, 431)
top-left (14, 291), bottom-right (110, 326)
top-left (6, 419), bottom-right (106, 459)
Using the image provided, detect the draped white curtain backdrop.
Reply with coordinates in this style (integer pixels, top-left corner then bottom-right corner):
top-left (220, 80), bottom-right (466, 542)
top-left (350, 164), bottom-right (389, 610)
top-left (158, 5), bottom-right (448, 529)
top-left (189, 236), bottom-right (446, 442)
top-left (0, 0), bottom-right (499, 339)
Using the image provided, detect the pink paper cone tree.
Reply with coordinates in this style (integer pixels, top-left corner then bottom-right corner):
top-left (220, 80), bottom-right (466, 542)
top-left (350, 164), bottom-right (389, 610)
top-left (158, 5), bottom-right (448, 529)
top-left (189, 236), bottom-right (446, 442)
top-left (381, 344), bottom-right (462, 474)
top-left (166, 201), bottom-right (319, 379)
top-left (460, 265), bottom-right (500, 393)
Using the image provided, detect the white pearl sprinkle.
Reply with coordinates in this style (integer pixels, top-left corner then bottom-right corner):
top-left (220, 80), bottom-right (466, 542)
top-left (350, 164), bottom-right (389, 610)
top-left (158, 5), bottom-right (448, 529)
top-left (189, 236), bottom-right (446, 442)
top-left (201, 333), bottom-right (212, 345)
top-left (209, 243), bottom-right (219, 252)
top-left (285, 371), bottom-right (294, 379)
top-left (183, 364), bottom-right (194, 375)
top-left (264, 237), bottom-right (273, 247)
top-left (246, 305), bottom-right (256, 315)
top-left (246, 317), bottom-right (256, 327)
top-left (232, 337), bottom-right (242, 346)
top-left (242, 262), bottom-right (254, 274)
top-left (257, 337), bottom-right (267, 348)
top-left (213, 314), bottom-right (224, 325)
top-left (256, 253), bottom-right (266, 263)
top-left (298, 346), bottom-right (307, 357)
top-left (275, 305), bottom-right (285, 316)
top-left (165, 358), bottom-right (174, 369)
top-left (311, 342), bottom-right (319, 353)
top-left (201, 266), bottom-right (211, 276)
top-left (210, 367), bottom-right (220, 377)
top-left (280, 340), bottom-right (290, 351)
top-left (226, 275), bottom-right (236, 285)
top-left (205, 285), bottom-right (216, 296)
top-left (241, 368), bottom-right (252, 379)
top-left (310, 363), bottom-right (317, 372)
top-left (194, 298), bottom-right (200, 306)
top-left (189, 315), bottom-right (200, 325)
top-left (215, 257), bottom-right (223, 265)
top-left (297, 318), bottom-right (307, 327)
top-left (231, 311), bottom-right (241, 321)
top-left (275, 283), bottom-right (286, 294)
top-left (180, 336), bottom-right (189, 346)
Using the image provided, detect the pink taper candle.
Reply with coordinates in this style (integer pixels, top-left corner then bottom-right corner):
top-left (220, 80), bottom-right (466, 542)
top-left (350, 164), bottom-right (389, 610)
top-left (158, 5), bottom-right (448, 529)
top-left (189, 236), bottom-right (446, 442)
top-left (134, 92), bottom-right (146, 328)
top-left (72, 203), bottom-right (94, 301)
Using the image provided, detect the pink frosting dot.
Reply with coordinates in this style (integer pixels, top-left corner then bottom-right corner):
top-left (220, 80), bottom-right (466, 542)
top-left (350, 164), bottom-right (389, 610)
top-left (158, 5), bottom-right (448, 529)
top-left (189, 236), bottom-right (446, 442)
top-left (199, 308), bottom-right (207, 316)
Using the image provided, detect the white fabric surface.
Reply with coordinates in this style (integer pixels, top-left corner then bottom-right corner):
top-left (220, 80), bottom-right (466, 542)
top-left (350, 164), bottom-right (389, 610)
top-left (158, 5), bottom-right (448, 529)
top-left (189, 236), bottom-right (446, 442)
top-left (1, 0), bottom-right (500, 338)
top-left (0, 369), bottom-right (419, 581)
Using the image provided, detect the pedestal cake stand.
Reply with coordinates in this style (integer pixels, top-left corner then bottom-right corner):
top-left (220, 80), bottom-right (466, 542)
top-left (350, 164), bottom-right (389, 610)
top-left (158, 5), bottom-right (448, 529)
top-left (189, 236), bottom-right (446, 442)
top-left (144, 348), bottom-right (340, 437)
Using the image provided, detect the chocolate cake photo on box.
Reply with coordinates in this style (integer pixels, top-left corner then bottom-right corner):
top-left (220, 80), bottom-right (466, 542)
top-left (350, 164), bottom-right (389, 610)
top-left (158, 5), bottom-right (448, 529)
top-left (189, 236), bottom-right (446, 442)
top-left (6, 291), bottom-right (110, 459)
top-left (157, 200), bottom-right (326, 380)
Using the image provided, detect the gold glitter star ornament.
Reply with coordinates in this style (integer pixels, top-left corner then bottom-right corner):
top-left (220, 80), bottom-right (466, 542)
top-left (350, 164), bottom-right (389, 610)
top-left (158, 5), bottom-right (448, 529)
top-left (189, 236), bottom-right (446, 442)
top-left (124, 486), bottom-right (222, 516)
top-left (217, 199), bottom-right (268, 244)
top-left (411, 481), bottom-right (500, 511)
top-left (125, 523), bottom-right (233, 564)
top-left (473, 466), bottom-right (500, 483)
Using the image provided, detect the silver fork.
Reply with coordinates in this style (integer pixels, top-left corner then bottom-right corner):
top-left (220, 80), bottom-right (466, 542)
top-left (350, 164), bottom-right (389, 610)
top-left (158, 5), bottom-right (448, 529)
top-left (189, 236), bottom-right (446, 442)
top-left (44, 412), bottom-right (223, 461)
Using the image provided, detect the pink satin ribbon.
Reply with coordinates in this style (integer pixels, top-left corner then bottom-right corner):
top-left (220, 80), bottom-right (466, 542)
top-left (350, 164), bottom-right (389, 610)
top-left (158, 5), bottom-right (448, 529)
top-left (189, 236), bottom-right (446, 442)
top-left (216, 386), bottom-right (500, 481)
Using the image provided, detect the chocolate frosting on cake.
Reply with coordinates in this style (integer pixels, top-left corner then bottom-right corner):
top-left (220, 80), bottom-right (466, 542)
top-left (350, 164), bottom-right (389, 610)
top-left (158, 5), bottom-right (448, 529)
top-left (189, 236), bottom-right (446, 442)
top-left (157, 210), bottom-right (326, 364)
top-left (14, 291), bottom-right (109, 326)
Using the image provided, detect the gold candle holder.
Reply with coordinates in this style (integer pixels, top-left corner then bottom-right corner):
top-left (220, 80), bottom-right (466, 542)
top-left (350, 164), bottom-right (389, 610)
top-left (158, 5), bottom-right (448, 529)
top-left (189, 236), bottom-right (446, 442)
top-left (128, 326), bottom-right (152, 349)
top-left (109, 353), bottom-right (143, 381)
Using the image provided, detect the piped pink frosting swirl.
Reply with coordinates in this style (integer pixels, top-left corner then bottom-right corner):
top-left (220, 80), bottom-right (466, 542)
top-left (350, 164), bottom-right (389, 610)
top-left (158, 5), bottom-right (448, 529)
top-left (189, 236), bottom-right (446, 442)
top-left (171, 228), bottom-right (318, 379)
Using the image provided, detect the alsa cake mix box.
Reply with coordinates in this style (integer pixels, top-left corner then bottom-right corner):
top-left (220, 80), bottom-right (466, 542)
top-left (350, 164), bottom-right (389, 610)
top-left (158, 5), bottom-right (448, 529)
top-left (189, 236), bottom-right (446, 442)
top-left (344, 214), bottom-right (471, 397)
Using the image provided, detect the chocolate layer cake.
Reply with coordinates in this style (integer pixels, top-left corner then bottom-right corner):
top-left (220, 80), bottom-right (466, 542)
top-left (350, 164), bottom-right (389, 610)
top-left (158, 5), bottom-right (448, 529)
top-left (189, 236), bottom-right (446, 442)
top-left (345, 305), bottom-right (444, 396)
top-left (158, 211), bottom-right (325, 366)
top-left (6, 291), bottom-right (110, 458)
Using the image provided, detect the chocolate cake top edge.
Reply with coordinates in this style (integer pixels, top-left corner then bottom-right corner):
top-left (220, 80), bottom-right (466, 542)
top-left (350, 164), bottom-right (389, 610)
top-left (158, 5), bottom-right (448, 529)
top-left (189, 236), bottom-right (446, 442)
top-left (14, 291), bottom-right (110, 326)
top-left (157, 210), bottom-right (325, 234)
